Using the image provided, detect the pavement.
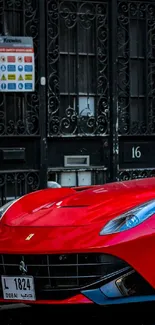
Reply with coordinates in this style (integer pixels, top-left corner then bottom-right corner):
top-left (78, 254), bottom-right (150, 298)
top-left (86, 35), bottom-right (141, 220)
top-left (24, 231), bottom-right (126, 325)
top-left (0, 303), bottom-right (154, 324)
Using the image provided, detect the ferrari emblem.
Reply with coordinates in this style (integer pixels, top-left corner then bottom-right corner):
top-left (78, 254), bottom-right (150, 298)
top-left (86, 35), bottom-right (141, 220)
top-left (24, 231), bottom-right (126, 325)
top-left (25, 233), bottom-right (34, 240)
top-left (19, 260), bottom-right (27, 273)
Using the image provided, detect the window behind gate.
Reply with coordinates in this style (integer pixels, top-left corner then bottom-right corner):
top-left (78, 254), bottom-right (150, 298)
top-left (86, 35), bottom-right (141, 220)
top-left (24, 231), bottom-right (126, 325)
top-left (47, 0), bottom-right (109, 136)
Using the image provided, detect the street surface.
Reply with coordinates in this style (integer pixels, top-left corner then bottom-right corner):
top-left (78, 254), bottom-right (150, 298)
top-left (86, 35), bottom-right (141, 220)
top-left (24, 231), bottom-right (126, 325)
top-left (0, 303), bottom-right (155, 324)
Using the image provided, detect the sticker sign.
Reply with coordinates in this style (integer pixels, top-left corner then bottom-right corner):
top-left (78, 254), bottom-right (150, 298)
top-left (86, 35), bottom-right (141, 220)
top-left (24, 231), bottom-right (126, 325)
top-left (7, 65), bottom-right (16, 72)
top-left (1, 83), bottom-right (6, 89)
top-left (18, 74), bottom-right (23, 81)
top-left (0, 56), bottom-right (6, 62)
top-left (0, 36), bottom-right (35, 92)
top-left (1, 74), bottom-right (6, 81)
top-left (24, 56), bottom-right (32, 63)
top-left (25, 74), bottom-right (32, 80)
top-left (7, 56), bottom-right (15, 62)
top-left (8, 74), bottom-right (16, 80)
top-left (24, 65), bottom-right (33, 72)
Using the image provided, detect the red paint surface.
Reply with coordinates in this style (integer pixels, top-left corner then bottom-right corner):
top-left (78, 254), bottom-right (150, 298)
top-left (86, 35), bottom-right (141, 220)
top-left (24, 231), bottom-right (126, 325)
top-left (0, 294), bottom-right (93, 305)
top-left (1, 178), bottom-right (155, 303)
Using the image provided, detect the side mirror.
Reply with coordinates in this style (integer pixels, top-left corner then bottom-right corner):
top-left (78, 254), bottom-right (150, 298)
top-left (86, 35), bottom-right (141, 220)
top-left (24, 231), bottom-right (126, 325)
top-left (47, 181), bottom-right (61, 188)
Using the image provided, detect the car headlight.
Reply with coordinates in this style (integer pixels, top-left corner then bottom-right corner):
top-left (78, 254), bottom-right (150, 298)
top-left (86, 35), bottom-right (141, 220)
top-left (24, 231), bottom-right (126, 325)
top-left (0, 200), bottom-right (17, 219)
top-left (100, 200), bottom-right (155, 235)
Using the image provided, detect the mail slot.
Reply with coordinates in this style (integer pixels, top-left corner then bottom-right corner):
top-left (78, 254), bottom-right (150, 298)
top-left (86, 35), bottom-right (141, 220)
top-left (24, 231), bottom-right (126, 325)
top-left (2, 148), bottom-right (25, 161)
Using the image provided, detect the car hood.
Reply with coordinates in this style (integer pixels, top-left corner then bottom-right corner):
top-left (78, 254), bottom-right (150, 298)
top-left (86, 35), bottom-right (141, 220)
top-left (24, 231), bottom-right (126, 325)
top-left (2, 181), bottom-right (155, 227)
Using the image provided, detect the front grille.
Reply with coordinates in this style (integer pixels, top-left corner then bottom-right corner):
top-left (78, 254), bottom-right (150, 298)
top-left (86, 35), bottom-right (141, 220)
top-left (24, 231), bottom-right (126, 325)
top-left (0, 253), bottom-right (126, 300)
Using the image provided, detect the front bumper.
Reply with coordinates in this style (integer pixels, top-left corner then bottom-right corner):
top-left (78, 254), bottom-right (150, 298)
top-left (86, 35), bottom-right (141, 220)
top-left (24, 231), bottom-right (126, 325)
top-left (0, 252), bottom-right (155, 306)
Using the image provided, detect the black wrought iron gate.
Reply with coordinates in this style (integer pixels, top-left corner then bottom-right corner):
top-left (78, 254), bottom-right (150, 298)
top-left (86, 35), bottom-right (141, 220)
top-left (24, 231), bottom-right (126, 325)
top-left (0, 0), bottom-right (155, 204)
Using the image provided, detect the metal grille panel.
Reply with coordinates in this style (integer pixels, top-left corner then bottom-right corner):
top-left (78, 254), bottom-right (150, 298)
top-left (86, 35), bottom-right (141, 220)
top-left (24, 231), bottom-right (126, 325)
top-left (0, 253), bottom-right (126, 299)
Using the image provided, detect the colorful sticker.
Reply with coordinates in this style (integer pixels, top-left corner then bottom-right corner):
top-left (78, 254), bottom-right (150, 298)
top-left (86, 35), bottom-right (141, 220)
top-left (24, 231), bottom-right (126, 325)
top-left (0, 56), bottom-right (6, 62)
top-left (18, 83), bottom-right (23, 90)
top-left (18, 74), bottom-right (24, 81)
top-left (7, 56), bottom-right (15, 63)
top-left (8, 83), bottom-right (16, 90)
top-left (1, 74), bottom-right (6, 81)
top-left (18, 56), bottom-right (23, 63)
top-left (24, 65), bottom-right (33, 72)
top-left (1, 65), bottom-right (6, 71)
top-left (25, 83), bottom-right (32, 90)
top-left (18, 65), bottom-right (23, 71)
top-left (25, 74), bottom-right (32, 80)
top-left (24, 56), bottom-right (32, 63)
top-left (8, 74), bottom-right (16, 80)
top-left (1, 83), bottom-right (6, 89)
top-left (7, 65), bottom-right (16, 72)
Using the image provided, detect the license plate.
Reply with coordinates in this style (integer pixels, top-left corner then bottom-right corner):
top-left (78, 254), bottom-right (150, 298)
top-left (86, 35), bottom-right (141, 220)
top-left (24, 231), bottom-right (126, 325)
top-left (1, 276), bottom-right (36, 301)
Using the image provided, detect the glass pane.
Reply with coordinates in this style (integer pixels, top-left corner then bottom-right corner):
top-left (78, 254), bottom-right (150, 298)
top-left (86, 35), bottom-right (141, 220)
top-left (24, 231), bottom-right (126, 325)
top-left (78, 96), bottom-right (95, 116)
top-left (130, 98), bottom-right (145, 122)
top-left (78, 22), bottom-right (95, 54)
top-left (60, 18), bottom-right (76, 53)
top-left (78, 56), bottom-right (95, 93)
top-left (130, 59), bottom-right (145, 96)
top-left (60, 55), bottom-right (76, 93)
top-left (130, 20), bottom-right (145, 57)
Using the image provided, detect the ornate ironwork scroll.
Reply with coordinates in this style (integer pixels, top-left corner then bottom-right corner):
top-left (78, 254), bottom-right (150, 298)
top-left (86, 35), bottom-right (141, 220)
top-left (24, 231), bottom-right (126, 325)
top-left (47, 0), bottom-right (109, 136)
top-left (118, 1), bottom-right (155, 135)
top-left (0, 0), bottom-right (39, 135)
top-left (119, 169), bottom-right (155, 181)
top-left (0, 171), bottom-right (39, 205)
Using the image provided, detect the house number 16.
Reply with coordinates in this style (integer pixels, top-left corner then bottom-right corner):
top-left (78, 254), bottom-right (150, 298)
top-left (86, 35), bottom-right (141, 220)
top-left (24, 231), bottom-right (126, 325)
top-left (132, 146), bottom-right (141, 159)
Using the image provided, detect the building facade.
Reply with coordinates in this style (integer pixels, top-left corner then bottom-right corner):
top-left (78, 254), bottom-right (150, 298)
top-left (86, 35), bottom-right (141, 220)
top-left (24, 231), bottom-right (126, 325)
top-left (0, 0), bottom-right (155, 203)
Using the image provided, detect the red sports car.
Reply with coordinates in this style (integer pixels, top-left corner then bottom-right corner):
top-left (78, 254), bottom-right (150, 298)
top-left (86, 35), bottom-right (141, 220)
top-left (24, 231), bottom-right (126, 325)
top-left (1, 178), bottom-right (155, 316)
